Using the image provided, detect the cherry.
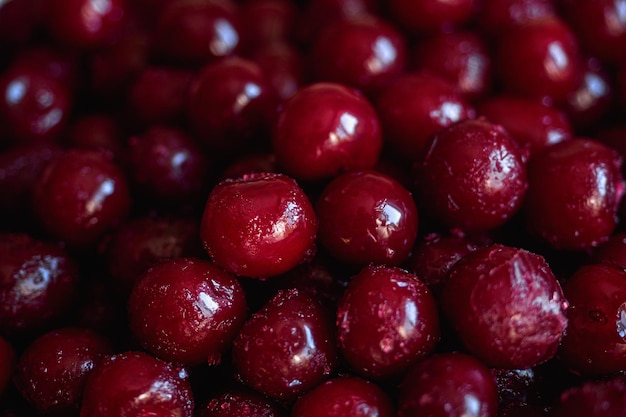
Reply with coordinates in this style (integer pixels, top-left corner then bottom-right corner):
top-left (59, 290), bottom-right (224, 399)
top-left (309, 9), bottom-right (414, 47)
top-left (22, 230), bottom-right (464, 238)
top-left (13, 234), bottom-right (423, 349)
top-left (239, 0), bottom-right (296, 52)
top-left (310, 15), bottom-right (407, 96)
top-left (0, 234), bottom-right (80, 339)
top-left (552, 375), bottom-right (626, 417)
top-left (251, 42), bottom-right (306, 103)
top-left (375, 72), bottom-right (474, 161)
top-left (477, 0), bottom-right (556, 36)
top-left (199, 388), bottom-right (286, 417)
top-left (80, 351), bottom-right (195, 417)
top-left (477, 95), bottom-right (572, 156)
top-left (128, 257), bottom-right (247, 366)
top-left (272, 82), bottom-right (382, 182)
top-left (337, 265), bottom-right (439, 380)
top-left (414, 118), bottom-right (527, 233)
top-left (558, 263), bottom-right (626, 376)
top-left (11, 46), bottom-right (81, 92)
top-left (592, 232), bottom-right (626, 269)
top-left (291, 376), bottom-right (394, 417)
top-left (398, 352), bottom-right (499, 417)
top-left (387, 0), bottom-right (478, 34)
top-left (231, 288), bottom-right (337, 400)
top-left (316, 170), bottom-right (418, 267)
top-left (524, 138), bottom-right (624, 250)
top-left (14, 327), bottom-right (113, 415)
top-left (0, 337), bottom-right (15, 396)
top-left (441, 244), bottom-right (568, 369)
top-left (32, 149), bottom-right (132, 249)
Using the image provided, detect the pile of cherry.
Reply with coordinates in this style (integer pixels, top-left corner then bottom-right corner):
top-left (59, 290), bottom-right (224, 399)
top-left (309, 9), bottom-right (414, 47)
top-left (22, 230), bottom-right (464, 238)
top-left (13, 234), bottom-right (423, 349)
top-left (1, 0), bottom-right (626, 415)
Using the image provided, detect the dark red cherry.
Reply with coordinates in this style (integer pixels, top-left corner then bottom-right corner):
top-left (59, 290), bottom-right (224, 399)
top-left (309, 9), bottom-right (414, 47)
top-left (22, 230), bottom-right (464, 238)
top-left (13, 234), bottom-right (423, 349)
top-left (239, 0), bottom-right (296, 52)
top-left (231, 289), bottom-right (337, 400)
top-left (14, 328), bottom-right (113, 416)
top-left (80, 351), bottom-right (194, 417)
top-left (494, 17), bottom-right (583, 104)
top-left (104, 215), bottom-right (202, 297)
top-left (387, 0), bottom-right (477, 34)
top-left (128, 257), bottom-right (247, 366)
top-left (0, 63), bottom-right (71, 147)
top-left (375, 72), bottom-right (474, 161)
top-left (252, 42), bottom-right (306, 103)
top-left (592, 232), bottom-right (626, 269)
top-left (414, 118), bottom-right (527, 232)
top-left (316, 170), bottom-right (418, 267)
top-left (552, 376), bottom-right (626, 417)
top-left (127, 66), bottom-right (193, 127)
top-left (477, 95), bottom-right (572, 155)
top-left (128, 125), bottom-right (210, 208)
top-left (32, 149), bottom-right (132, 249)
top-left (44, 0), bottom-right (127, 49)
top-left (200, 173), bottom-right (318, 278)
top-left (155, 0), bottom-right (241, 65)
top-left (398, 353), bottom-right (499, 417)
top-left (273, 82), bottom-right (382, 181)
top-left (310, 16), bottom-right (407, 96)
top-left (199, 388), bottom-right (286, 417)
top-left (11, 46), bottom-right (81, 92)
top-left (524, 138), bottom-right (624, 250)
top-left (558, 263), bottom-right (626, 376)
top-left (188, 56), bottom-right (277, 156)
top-left (291, 376), bottom-right (394, 417)
top-left (66, 114), bottom-right (125, 160)
top-left (337, 265), bottom-right (439, 380)
top-left (412, 31), bottom-right (492, 99)
top-left (441, 244), bottom-right (568, 369)
top-left (0, 234), bottom-right (80, 338)
top-left (477, 0), bottom-right (556, 36)
top-left (0, 337), bottom-right (15, 396)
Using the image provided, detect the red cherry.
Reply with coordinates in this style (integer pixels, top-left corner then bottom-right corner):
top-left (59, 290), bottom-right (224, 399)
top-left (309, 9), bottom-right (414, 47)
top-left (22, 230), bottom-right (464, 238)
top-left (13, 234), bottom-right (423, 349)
top-left (239, 0), bottom-right (296, 52)
top-left (387, 0), bottom-right (478, 34)
top-left (252, 42), bottom-right (306, 103)
top-left (199, 389), bottom-right (286, 417)
top-left (477, 0), bottom-right (556, 36)
top-left (552, 376), bottom-right (626, 417)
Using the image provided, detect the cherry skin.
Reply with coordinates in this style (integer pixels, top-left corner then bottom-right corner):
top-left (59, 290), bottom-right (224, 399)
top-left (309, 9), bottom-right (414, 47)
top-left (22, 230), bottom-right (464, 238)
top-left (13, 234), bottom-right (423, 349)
top-left (592, 232), bottom-right (626, 269)
top-left (477, 95), bottom-right (572, 156)
top-left (494, 17), bottom-right (583, 104)
top-left (477, 0), bottom-right (556, 36)
top-left (272, 82), bottom-right (382, 182)
top-left (414, 118), bottom-right (527, 233)
top-left (316, 170), bottom-right (418, 267)
top-left (32, 149), bottom-right (132, 249)
top-left (14, 328), bottom-right (113, 416)
top-left (231, 289), bottom-right (337, 401)
top-left (552, 376), bottom-right (626, 417)
top-left (398, 353), bottom-right (499, 417)
top-left (251, 42), bottom-right (306, 103)
top-left (0, 337), bottom-right (15, 396)
top-left (290, 376), bottom-right (395, 417)
top-left (310, 15), bottom-right (407, 96)
top-left (200, 173), bottom-right (318, 279)
top-left (128, 257), bottom-right (247, 366)
top-left (441, 244), bottom-right (568, 369)
top-left (375, 72), bottom-right (474, 161)
top-left (524, 138), bottom-right (624, 250)
top-left (199, 388), bottom-right (286, 417)
top-left (336, 265), bottom-right (439, 380)
top-left (80, 351), bottom-right (195, 417)
top-left (0, 234), bottom-right (80, 338)
top-left (387, 0), bottom-right (478, 34)
top-left (11, 46), bottom-right (81, 93)
top-left (558, 263), bottom-right (626, 376)
top-left (239, 0), bottom-right (296, 52)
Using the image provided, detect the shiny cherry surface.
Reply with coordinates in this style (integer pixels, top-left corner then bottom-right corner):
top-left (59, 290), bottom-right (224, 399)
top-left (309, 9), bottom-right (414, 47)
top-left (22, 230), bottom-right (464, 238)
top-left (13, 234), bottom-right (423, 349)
top-left (415, 118), bottom-right (527, 232)
top-left (558, 263), bottom-right (626, 376)
top-left (80, 351), bottom-right (194, 417)
top-left (291, 376), bottom-right (394, 417)
top-left (231, 289), bottom-right (337, 400)
top-left (32, 149), bottom-right (132, 248)
top-left (14, 327), bottom-right (113, 415)
top-left (199, 389), bottom-right (286, 417)
top-left (441, 244), bottom-right (568, 369)
top-left (388, 0), bottom-right (477, 34)
top-left (398, 353), bottom-right (499, 417)
top-left (272, 82), bottom-right (382, 182)
top-left (316, 170), bottom-right (418, 267)
top-left (337, 265), bottom-right (439, 379)
top-left (200, 173), bottom-right (318, 278)
top-left (375, 72), bottom-right (474, 161)
top-left (524, 138), bottom-right (624, 250)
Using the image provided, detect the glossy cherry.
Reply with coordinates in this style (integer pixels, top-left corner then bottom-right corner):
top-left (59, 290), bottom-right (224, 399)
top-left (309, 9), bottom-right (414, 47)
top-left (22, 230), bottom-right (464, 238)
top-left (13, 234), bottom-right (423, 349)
top-left (231, 289), bottom-right (337, 400)
top-left (291, 376), bottom-right (394, 417)
top-left (0, 234), bottom-right (80, 338)
top-left (337, 265), bottom-right (439, 380)
top-left (441, 244), bottom-right (568, 369)
top-left (477, 0), bottom-right (556, 36)
top-left (273, 82), bottom-right (382, 181)
top-left (80, 351), bottom-right (194, 417)
top-left (558, 263), bottom-right (626, 376)
top-left (524, 138), bottom-right (624, 250)
top-left (375, 72), bottom-right (474, 161)
top-left (32, 149), bottom-right (132, 249)
top-left (316, 170), bottom-right (418, 267)
top-left (199, 388), bottom-right (286, 417)
top-left (387, 0), bottom-right (478, 34)
top-left (398, 353), bottom-right (499, 417)
top-left (414, 118), bottom-right (527, 232)
top-left (14, 328), bottom-right (113, 415)
top-left (552, 376), bottom-right (626, 417)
